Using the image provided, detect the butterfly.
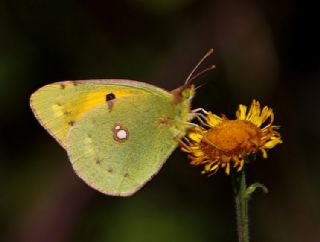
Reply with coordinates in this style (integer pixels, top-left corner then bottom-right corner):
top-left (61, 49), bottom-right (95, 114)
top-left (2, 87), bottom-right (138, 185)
top-left (30, 49), bottom-right (214, 196)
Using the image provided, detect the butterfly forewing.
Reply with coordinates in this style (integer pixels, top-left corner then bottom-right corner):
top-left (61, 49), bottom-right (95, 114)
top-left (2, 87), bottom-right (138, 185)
top-left (30, 80), bottom-right (169, 148)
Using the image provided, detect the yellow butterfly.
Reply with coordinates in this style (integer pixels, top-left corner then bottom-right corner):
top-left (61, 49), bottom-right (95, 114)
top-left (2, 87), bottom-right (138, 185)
top-left (30, 49), bottom-right (214, 196)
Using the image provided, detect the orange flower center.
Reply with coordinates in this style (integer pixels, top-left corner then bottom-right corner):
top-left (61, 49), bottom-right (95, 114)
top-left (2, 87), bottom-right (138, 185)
top-left (201, 120), bottom-right (262, 161)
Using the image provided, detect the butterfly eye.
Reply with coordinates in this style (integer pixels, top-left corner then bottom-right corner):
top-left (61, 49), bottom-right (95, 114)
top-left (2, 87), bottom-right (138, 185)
top-left (182, 88), bottom-right (191, 99)
top-left (182, 85), bottom-right (196, 101)
top-left (106, 93), bottom-right (116, 101)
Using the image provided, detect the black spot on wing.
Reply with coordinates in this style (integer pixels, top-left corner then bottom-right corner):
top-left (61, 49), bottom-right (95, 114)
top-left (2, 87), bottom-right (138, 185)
top-left (106, 93), bottom-right (116, 112)
top-left (106, 93), bottom-right (116, 101)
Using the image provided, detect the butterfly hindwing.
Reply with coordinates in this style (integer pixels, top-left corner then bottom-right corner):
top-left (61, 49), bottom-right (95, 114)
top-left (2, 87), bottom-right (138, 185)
top-left (66, 92), bottom-right (177, 196)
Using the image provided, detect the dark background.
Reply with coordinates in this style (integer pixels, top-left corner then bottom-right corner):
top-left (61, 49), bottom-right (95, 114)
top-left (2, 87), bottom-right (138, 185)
top-left (1, 1), bottom-right (319, 242)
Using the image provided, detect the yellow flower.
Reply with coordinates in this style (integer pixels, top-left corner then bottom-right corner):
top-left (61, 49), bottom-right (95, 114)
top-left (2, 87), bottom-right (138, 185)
top-left (181, 100), bottom-right (282, 175)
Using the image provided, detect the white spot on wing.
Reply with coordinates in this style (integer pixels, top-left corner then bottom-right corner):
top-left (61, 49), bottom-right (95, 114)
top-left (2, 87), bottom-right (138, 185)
top-left (112, 124), bottom-right (129, 143)
top-left (117, 129), bottom-right (127, 139)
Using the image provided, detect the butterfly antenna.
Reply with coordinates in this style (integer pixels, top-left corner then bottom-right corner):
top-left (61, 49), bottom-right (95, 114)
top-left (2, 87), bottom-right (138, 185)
top-left (195, 82), bottom-right (207, 91)
top-left (187, 64), bottom-right (215, 84)
top-left (184, 48), bottom-right (214, 85)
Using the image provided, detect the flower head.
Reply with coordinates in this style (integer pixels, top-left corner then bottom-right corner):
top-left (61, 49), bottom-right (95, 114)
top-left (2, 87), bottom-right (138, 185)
top-left (182, 100), bottom-right (282, 175)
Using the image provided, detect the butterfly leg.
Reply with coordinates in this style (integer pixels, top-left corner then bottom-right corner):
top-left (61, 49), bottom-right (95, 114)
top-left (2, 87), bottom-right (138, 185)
top-left (188, 113), bottom-right (210, 128)
top-left (191, 107), bottom-right (208, 115)
top-left (189, 108), bottom-right (212, 128)
top-left (174, 135), bottom-right (194, 153)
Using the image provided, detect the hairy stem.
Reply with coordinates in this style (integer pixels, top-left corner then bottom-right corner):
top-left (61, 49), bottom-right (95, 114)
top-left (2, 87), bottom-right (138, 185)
top-left (233, 170), bottom-right (249, 242)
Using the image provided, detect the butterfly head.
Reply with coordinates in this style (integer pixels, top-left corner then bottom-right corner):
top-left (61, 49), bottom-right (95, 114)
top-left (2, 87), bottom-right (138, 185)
top-left (172, 48), bottom-right (214, 104)
top-left (171, 84), bottom-right (195, 104)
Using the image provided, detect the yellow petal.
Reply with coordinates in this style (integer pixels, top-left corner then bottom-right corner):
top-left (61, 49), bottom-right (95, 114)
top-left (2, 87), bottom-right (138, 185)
top-left (206, 112), bottom-right (222, 127)
top-left (263, 137), bottom-right (282, 149)
top-left (247, 100), bottom-right (261, 125)
top-left (233, 156), bottom-right (240, 167)
top-left (205, 163), bottom-right (219, 172)
top-left (236, 104), bottom-right (247, 120)
top-left (188, 132), bottom-right (203, 143)
top-left (181, 146), bottom-right (190, 153)
top-left (225, 163), bottom-right (230, 175)
top-left (181, 143), bottom-right (200, 153)
top-left (259, 106), bottom-right (272, 127)
top-left (190, 156), bottom-right (206, 165)
top-left (260, 148), bottom-right (268, 158)
top-left (237, 159), bottom-right (245, 171)
top-left (193, 150), bottom-right (204, 157)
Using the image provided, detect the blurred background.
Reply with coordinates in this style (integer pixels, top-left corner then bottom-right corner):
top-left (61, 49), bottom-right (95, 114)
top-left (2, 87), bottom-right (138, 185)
top-left (1, 0), bottom-right (319, 242)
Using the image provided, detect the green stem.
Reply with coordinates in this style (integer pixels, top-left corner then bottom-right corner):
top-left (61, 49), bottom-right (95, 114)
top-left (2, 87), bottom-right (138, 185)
top-left (233, 169), bottom-right (249, 242)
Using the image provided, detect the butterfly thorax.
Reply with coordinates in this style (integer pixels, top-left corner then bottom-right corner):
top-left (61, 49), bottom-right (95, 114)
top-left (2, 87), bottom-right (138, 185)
top-left (170, 84), bottom-right (195, 137)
